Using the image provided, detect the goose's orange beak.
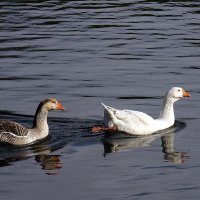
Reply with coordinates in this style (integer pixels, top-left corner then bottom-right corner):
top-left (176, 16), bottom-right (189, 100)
top-left (56, 102), bottom-right (65, 111)
top-left (182, 89), bottom-right (191, 97)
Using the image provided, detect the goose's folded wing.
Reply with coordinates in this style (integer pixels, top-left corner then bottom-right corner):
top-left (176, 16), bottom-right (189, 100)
top-left (114, 110), bottom-right (154, 125)
top-left (0, 120), bottom-right (28, 136)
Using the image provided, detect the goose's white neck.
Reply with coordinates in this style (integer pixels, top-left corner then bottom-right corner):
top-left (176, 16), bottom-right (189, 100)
top-left (158, 95), bottom-right (176, 124)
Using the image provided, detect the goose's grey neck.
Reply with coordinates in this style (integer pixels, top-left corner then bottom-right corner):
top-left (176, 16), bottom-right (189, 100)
top-left (32, 107), bottom-right (48, 130)
top-left (159, 95), bottom-right (175, 121)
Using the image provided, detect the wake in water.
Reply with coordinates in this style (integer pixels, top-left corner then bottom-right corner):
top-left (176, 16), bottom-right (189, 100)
top-left (0, 113), bottom-right (98, 174)
top-left (0, 112), bottom-right (188, 174)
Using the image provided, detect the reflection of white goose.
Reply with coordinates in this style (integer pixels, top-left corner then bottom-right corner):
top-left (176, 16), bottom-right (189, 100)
top-left (102, 135), bottom-right (158, 154)
top-left (93, 87), bottom-right (190, 135)
top-left (102, 124), bottom-right (188, 163)
top-left (161, 133), bottom-right (188, 164)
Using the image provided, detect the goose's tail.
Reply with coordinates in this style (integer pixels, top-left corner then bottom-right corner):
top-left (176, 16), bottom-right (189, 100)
top-left (102, 103), bottom-right (117, 112)
top-left (91, 103), bottom-right (116, 133)
top-left (101, 103), bottom-right (116, 126)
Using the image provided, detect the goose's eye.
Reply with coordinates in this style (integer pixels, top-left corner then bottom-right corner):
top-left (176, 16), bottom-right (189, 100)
top-left (178, 89), bottom-right (181, 92)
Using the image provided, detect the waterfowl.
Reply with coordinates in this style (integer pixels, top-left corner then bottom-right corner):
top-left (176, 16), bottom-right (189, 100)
top-left (0, 98), bottom-right (65, 146)
top-left (92, 87), bottom-right (190, 135)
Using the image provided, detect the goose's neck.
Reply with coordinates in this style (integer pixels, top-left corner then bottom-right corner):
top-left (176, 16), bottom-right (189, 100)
top-left (32, 108), bottom-right (48, 132)
top-left (159, 96), bottom-right (175, 122)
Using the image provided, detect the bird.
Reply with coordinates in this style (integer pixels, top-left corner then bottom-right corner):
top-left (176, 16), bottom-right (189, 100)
top-left (92, 87), bottom-right (190, 135)
top-left (0, 98), bottom-right (65, 146)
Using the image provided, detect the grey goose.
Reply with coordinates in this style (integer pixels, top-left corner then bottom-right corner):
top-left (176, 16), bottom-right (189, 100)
top-left (0, 98), bottom-right (65, 146)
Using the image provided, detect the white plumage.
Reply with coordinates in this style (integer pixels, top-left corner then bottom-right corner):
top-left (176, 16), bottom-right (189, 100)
top-left (100, 87), bottom-right (190, 136)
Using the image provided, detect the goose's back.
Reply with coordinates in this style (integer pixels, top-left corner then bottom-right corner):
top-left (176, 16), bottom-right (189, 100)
top-left (0, 120), bottom-right (28, 136)
top-left (0, 120), bottom-right (30, 145)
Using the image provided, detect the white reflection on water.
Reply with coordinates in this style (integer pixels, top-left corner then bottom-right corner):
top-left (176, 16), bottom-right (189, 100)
top-left (102, 121), bottom-right (188, 164)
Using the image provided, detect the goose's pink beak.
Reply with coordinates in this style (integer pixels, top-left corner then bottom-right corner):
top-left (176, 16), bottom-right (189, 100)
top-left (182, 89), bottom-right (190, 97)
top-left (56, 102), bottom-right (65, 111)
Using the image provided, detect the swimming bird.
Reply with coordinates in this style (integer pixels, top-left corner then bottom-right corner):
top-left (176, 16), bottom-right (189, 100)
top-left (92, 87), bottom-right (190, 135)
top-left (0, 98), bottom-right (65, 145)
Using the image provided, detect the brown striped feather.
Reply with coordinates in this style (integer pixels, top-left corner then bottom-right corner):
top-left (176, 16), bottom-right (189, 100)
top-left (0, 120), bottom-right (28, 136)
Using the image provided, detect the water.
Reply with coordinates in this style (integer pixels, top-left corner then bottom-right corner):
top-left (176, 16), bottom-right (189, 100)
top-left (0, 0), bottom-right (200, 199)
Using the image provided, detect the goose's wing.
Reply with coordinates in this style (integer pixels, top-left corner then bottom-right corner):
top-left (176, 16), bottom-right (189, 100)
top-left (102, 104), bottom-right (157, 135)
top-left (102, 103), bottom-right (154, 125)
top-left (0, 120), bottom-right (28, 137)
top-left (114, 109), bottom-right (154, 125)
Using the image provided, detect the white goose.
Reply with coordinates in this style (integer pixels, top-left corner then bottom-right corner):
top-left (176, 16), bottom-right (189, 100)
top-left (0, 98), bottom-right (65, 146)
top-left (92, 87), bottom-right (190, 135)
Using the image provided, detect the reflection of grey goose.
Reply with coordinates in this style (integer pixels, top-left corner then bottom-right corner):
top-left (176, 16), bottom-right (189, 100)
top-left (93, 87), bottom-right (190, 135)
top-left (0, 98), bottom-right (65, 146)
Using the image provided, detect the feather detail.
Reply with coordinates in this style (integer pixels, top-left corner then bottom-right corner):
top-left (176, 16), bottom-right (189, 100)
top-left (0, 121), bottom-right (28, 136)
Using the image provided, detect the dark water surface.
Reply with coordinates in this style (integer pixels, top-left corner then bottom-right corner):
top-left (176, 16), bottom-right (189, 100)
top-left (0, 0), bottom-right (200, 200)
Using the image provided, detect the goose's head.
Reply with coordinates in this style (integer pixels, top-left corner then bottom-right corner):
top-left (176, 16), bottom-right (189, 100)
top-left (40, 98), bottom-right (65, 111)
top-left (167, 87), bottom-right (190, 101)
